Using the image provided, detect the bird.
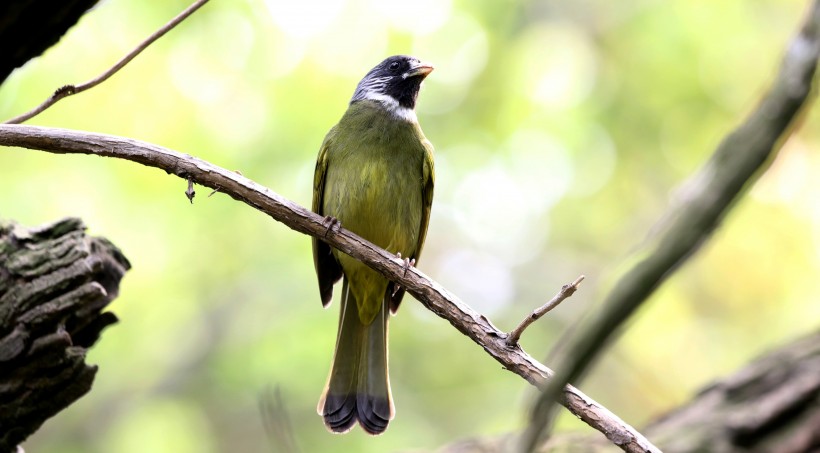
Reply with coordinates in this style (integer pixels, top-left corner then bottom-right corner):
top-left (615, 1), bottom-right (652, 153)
top-left (311, 55), bottom-right (435, 435)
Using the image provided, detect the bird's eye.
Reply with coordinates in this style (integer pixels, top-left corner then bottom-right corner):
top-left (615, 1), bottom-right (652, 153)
top-left (388, 61), bottom-right (401, 71)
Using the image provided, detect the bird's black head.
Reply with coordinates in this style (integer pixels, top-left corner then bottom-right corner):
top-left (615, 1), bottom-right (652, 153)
top-left (351, 55), bottom-right (434, 111)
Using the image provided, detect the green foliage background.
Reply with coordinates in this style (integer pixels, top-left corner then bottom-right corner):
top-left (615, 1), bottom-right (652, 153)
top-left (2, 0), bottom-right (819, 451)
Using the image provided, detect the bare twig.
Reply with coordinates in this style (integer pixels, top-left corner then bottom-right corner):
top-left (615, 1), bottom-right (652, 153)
top-left (3, 0), bottom-right (210, 125)
top-left (0, 124), bottom-right (660, 453)
top-left (506, 275), bottom-right (584, 347)
top-left (522, 1), bottom-right (820, 451)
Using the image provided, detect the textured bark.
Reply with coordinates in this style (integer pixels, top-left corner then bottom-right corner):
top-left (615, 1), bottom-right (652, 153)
top-left (0, 217), bottom-right (129, 452)
top-left (438, 329), bottom-right (820, 453)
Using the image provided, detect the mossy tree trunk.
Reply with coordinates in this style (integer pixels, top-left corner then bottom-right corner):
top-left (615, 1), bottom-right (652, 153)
top-left (0, 218), bottom-right (129, 452)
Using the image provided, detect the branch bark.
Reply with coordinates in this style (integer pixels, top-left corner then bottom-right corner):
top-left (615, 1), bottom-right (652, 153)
top-left (0, 125), bottom-right (659, 453)
top-left (0, 217), bottom-right (130, 452)
top-left (525, 1), bottom-right (820, 447)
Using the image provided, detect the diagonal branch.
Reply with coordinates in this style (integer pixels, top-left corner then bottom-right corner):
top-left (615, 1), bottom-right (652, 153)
top-left (522, 1), bottom-right (820, 450)
top-left (0, 124), bottom-right (660, 453)
top-left (505, 275), bottom-right (584, 347)
top-left (3, 0), bottom-right (210, 125)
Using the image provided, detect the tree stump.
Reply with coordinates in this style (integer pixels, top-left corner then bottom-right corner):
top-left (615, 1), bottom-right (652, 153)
top-left (0, 217), bottom-right (129, 452)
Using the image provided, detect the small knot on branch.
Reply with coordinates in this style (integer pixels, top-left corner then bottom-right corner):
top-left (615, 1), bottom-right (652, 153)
top-left (53, 85), bottom-right (77, 98)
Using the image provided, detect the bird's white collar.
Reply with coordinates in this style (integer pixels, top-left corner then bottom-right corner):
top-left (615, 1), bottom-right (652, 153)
top-left (355, 92), bottom-right (418, 123)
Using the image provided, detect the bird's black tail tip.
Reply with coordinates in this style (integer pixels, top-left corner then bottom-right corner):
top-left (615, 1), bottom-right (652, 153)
top-left (322, 393), bottom-right (392, 435)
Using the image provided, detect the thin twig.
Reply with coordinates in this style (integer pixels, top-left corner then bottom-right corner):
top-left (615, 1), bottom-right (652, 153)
top-left (3, 0), bottom-right (210, 125)
top-left (506, 275), bottom-right (584, 347)
top-left (0, 124), bottom-right (661, 453)
top-left (521, 1), bottom-right (820, 450)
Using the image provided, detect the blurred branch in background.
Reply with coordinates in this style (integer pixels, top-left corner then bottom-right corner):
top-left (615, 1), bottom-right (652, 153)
top-left (259, 386), bottom-right (300, 453)
top-left (0, 218), bottom-right (130, 451)
top-left (0, 125), bottom-right (659, 453)
top-left (2, 0), bottom-right (210, 125)
top-left (643, 329), bottom-right (820, 453)
top-left (439, 329), bottom-right (820, 453)
top-left (524, 0), bottom-right (820, 450)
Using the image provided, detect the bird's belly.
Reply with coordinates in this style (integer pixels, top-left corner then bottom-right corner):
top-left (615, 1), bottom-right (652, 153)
top-left (323, 158), bottom-right (421, 257)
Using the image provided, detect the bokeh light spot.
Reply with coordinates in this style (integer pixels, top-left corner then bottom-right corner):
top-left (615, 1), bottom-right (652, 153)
top-left (371, 0), bottom-right (452, 36)
top-left (435, 248), bottom-right (515, 315)
top-left (514, 22), bottom-right (598, 110)
top-left (264, 0), bottom-right (347, 38)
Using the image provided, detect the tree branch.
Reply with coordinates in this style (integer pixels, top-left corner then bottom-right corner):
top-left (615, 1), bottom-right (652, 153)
top-left (506, 275), bottom-right (584, 347)
top-left (0, 124), bottom-right (659, 453)
top-left (523, 1), bottom-right (820, 449)
top-left (3, 0), bottom-right (210, 125)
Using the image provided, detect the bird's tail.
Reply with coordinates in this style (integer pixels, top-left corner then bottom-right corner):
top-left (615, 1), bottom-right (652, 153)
top-left (318, 278), bottom-right (393, 435)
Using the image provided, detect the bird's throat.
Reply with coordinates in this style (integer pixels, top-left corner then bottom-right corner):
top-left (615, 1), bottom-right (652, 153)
top-left (351, 94), bottom-right (418, 123)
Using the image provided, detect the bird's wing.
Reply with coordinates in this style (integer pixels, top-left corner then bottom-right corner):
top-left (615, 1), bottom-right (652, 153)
top-left (415, 139), bottom-right (435, 263)
top-left (313, 128), bottom-right (344, 307)
top-left (389, 139), bottom-right (435, 314)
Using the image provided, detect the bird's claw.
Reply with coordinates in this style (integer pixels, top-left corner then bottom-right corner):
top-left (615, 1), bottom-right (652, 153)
top-left (395, 252), bottom-right (416, 277)
top-left (404, 258), bottom-right (416, 277)
top-left (323, 216), bottom-right (340, 237)
top-left (391, 253), bottom-right (417, 299)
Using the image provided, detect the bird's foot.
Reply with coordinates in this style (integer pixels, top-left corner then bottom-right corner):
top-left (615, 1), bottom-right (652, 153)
top-left (323, 216), bottom-right (340, 237)
top-left (396, 253), bottom-right (416, 277)
top-left (391, 254), bottom-right (416, 297)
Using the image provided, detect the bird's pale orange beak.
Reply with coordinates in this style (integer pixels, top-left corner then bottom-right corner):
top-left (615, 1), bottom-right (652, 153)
top-left (404, 62), bottom-right (434, 79)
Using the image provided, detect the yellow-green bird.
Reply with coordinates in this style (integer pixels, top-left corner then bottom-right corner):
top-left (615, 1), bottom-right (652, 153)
top-left (312, 55), bottom-right (435, 435)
